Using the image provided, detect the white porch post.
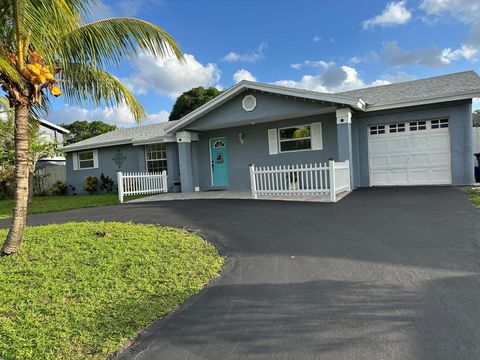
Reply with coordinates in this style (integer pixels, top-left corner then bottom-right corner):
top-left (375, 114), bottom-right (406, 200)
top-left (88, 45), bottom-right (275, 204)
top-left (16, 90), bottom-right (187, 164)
top-left (329, 160), bottom-right (336, 202)
top-left (117, 171), bottom-right (124, 203)
top-left (176, 131), bottom-right (199, 192)
top-left (336, 108), bottom-right (354, 189)
top-left (249, 164), bottom-right (257, 199)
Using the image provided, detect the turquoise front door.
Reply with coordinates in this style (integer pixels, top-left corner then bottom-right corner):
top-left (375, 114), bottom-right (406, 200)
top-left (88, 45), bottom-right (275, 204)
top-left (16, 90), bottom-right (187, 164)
top-left (210, 138), bottom-right (229, 187)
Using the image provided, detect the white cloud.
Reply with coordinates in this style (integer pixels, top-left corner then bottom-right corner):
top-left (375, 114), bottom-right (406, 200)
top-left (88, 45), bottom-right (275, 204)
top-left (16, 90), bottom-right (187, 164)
top-left (46, 104), bottom-right (170, 127)
top-left (290, 60), bottom-right (331, 70)
top-left (383, 41), bottom-right (476, 67)
top-left (123, 52), bottom-right (221, 98)
top-left (233, 69), bottom-right (257, 83)
top-left (419, 0), bottom-right (480, 62)
top-left (313, 36), bottom-right (322, 43)
top-left (275, 62), bottom-right (415, 93)
top-left (222, 42), bottom-right (267, 63)
top-left (349, 51), bottom-right (381, 64)
top-left (275, 63), bottom-right (366, 93)
top-left (363, 1), bottom-right (412, 29)
top-left (420, 0), bottom-right (479, 23)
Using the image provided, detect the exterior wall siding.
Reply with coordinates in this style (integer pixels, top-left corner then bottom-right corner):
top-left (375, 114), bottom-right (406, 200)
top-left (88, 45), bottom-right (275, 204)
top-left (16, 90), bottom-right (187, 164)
top-left (195, 113), bottom-right (338, 191)
top-left (185, 90), bottom-right (334, 131)
top-left (354, 100), bottom-right (474, 187)
top-left (66, 144), bottom-right (147, 194)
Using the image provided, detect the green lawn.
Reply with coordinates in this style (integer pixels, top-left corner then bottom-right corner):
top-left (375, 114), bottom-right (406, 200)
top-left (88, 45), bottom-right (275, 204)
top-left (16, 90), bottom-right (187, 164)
top-left (0, 222), bottom-right (224, 359)
top-left (0, 194), bottom-right (145, 219)
top-left (467, 187), bottom-right (480, 206)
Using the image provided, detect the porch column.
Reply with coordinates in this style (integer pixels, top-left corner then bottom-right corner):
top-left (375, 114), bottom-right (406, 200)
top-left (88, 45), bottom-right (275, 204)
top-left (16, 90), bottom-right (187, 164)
top-left (336, 108), bottom-right (354, 186)
top-left (176, 131), bottom-right (198, 192)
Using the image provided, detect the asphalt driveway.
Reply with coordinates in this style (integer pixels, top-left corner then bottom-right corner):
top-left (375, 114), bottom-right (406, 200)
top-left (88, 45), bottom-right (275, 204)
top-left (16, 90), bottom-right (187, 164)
top-left (1, 187), bottom-right (479, 359)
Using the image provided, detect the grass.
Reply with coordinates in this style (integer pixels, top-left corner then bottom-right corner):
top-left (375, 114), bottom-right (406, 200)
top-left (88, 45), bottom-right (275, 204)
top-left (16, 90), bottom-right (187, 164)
top-left (0, 222), bottom-right (224, 360)
top-left (0, 194), bottom-right (146, 219)
top-left (467, 187), bottom-right (480, 206)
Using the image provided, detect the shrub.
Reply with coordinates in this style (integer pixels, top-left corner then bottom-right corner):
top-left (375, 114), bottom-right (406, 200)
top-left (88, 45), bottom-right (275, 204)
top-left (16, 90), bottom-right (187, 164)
top-left (99, 173), bottom-right (114, 193)
top-left (51, 180), bottom-right (68, 195)
top-left (83, 176), bottom-right (98, 195)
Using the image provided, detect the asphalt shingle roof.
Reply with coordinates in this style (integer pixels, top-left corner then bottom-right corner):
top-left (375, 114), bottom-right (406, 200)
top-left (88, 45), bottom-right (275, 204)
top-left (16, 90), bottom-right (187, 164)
top-left (62, 121), bottom-right (178, 151)
top-left (337, 71), bottom-right (480, 106)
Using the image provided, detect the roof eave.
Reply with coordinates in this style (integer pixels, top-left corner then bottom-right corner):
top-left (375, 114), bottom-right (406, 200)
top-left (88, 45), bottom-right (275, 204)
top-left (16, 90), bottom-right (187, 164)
top-left (62, 139), bottom-right (133, 152)
top-left (166, 81), bottom-right (365, 133)
top-left (365, 91), bottom-right (480, 112)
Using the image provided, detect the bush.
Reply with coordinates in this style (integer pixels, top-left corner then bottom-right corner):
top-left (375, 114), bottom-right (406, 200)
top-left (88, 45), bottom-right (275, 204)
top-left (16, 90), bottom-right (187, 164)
top-left (83, 176), bottom-right (98, 195)
top-left (99, 173), bottom-right (114, 193)
top-left (51, 180), bottom-right (68, 195)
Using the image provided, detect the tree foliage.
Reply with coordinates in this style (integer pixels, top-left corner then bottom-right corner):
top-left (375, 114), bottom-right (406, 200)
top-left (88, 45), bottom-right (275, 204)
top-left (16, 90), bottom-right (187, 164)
top-left (169, 87), bottom-right (221, 121)
top-left (61, 120), bottom-right (117, 145)
top-left (0, 0), bottom-right (183, 254)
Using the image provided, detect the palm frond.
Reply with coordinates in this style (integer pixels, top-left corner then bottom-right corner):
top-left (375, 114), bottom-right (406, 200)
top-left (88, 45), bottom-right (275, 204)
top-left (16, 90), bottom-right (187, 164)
top-left (0, 53), bottom-right (26, 87)
top-left (59, 17), bottom-right (183, 69)
top-left (60, 62), bottom-right (145, 120)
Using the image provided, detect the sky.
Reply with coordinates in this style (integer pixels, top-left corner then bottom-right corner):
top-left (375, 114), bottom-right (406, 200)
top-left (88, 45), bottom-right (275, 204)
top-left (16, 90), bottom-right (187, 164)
top-left (46, 0), bottom-right (480, 127)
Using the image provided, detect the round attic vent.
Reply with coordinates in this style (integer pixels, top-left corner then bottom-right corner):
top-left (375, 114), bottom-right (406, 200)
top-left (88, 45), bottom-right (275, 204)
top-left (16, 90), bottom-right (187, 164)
top-left (242, 95), bottom-right (257, 112)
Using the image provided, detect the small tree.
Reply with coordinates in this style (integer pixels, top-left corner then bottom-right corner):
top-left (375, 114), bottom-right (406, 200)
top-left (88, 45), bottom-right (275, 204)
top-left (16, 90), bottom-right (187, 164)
top-left (169, 87), bottom-right (221, 121)
top-left (83, 176), bottom-right (98, 195)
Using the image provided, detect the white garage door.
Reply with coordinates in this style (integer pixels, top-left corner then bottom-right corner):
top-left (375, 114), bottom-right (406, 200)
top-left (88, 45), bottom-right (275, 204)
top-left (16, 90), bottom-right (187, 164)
top-left (368, 119), bottom-right (451, 186)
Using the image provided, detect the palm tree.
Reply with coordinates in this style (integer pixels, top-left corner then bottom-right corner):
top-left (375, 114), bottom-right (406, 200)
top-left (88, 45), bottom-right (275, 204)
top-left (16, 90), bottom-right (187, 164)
top-left (0, 0), bottom-right (182, 255)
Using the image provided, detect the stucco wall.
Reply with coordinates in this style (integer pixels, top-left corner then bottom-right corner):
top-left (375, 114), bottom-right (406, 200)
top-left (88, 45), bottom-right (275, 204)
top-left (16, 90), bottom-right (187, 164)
top-left (194, 113), bottom-right (338, 191)
top-left (353, 100), bottom-right (474, 187)
top-left (185, 90), bottom-right (333, 131)
top-left (66, 144), bottom-right (146, 194)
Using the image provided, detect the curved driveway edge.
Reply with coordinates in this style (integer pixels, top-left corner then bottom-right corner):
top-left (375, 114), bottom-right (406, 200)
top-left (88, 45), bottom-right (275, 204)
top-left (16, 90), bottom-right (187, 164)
top-left (1, 187), bottom-right (479, 360)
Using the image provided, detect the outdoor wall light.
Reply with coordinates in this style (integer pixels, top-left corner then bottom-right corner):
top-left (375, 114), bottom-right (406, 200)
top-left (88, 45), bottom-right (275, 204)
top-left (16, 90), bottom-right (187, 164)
top-left (238, 132), bottom-right (245, 144)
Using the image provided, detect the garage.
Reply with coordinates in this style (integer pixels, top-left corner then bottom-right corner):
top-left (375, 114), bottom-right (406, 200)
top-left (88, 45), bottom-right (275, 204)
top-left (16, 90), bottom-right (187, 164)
top-left (368, 119), bottom-right (451, 186)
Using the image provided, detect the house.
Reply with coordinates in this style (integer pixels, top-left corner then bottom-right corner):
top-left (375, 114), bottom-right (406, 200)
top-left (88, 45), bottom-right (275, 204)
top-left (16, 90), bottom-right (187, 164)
top-left (62, 71), bottom-right (480, 195)
top-left (37, 118), bottom-right (69, 168)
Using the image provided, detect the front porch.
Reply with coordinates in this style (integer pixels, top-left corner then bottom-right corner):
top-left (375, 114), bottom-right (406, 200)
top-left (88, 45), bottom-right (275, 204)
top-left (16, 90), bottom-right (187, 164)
top-left (127, 189), bottom-right (351, 203)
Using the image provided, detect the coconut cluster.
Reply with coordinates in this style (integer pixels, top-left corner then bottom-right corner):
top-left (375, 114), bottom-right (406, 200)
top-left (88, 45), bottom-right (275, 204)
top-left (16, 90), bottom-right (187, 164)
top-left (8, 51), bottom-right (62, 97)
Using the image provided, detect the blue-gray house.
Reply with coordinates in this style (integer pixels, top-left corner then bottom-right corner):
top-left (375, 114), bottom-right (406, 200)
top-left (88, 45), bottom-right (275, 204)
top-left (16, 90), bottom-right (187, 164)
top-left (62, 71), bottom-right (480, 195)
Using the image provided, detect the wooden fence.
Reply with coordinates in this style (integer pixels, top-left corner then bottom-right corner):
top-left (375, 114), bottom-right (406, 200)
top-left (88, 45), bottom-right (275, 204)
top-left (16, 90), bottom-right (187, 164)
top-left (249, 160), bottom-right (350, 202)
top-left (117, 171), bottom-right (168, 203)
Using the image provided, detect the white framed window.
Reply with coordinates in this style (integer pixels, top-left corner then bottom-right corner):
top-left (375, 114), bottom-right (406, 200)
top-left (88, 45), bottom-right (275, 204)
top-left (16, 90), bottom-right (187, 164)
top-left (409, 121), bottom-right (427, 131)
top-left (389, 123), bottom-right (405, 133)
top-left (370, 125), bottom-right (386, 135)
top-left (145, 144), bottom-right (167, 173)
top-left (278, 125), bottom-right (312, 152)
top-left (73, 150), bottom-right (98, 170)
top-left (268, 122), bottom-right (322, 155)
top-left (431, 119), bottom-right (448, 129)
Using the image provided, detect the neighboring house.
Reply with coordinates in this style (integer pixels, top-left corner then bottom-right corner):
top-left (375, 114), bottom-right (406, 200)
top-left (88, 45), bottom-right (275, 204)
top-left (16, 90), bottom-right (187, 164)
top-left (62, 71), bottom-right (480, 194)
top-left (37, 118), bottom-right (70, 168)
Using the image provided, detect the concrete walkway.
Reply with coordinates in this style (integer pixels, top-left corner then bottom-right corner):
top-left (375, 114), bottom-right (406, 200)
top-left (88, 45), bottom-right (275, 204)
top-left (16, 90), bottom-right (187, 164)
top-left (128, 189), bottom-right (349, 203)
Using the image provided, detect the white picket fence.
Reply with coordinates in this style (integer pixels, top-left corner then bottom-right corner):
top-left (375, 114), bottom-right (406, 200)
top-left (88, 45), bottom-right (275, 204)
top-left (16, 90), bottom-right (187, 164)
top-left (249, 160), bottom-right (350, 202)
top-left (117, 171), bottom-right (167, 203)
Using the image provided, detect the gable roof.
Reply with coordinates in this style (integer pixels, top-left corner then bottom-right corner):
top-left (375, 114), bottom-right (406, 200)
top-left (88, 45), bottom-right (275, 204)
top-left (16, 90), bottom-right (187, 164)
top-left (62, 121), bottom-right (178, 152)
top-left (39, 119), bottom-right (69, 134)
top-left (338, 71), bottom-right (480, 111)
top-left (166, 80), bottom-right (366, 133)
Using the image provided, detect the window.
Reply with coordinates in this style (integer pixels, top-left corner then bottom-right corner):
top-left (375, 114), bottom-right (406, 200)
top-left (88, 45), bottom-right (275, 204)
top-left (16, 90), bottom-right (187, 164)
top-left (410, 121), bottom-right (427, 131)
top-left (278, 125), bottom-right (311, 152)
top-left (431, 119), bottom-right (448, 129)
top-left (78, 150), bottom-right (96, 169)
top-left (370, 125), bottom-right (385, 135)
top-left (389, 123), bottom-right (405, 133)
top-left (146, 144), bottom-right (167, 173)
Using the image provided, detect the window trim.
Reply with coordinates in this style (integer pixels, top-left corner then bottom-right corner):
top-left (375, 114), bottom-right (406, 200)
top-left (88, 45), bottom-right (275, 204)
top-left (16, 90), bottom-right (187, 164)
top-left (77, 150), bottom-right (97, 170)
top-left (145, 143), bottom-right (168, 173)
top-left (277, 124), bottom-right (313, 153)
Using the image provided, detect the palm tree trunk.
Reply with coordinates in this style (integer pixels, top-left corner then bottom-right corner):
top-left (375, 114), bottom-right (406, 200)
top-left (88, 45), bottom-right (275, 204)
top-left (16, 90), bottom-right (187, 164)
top-left (2, 102), bottom-right (30, 255)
